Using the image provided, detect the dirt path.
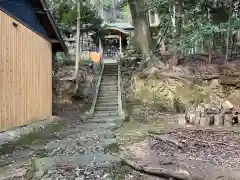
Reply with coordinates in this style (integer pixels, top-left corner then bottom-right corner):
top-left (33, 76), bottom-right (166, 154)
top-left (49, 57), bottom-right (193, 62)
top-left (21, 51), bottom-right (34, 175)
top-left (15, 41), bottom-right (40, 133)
top-left (0, 100), bottom-right (126, 180)
top-left (2, 98), bottom-right (240, 180)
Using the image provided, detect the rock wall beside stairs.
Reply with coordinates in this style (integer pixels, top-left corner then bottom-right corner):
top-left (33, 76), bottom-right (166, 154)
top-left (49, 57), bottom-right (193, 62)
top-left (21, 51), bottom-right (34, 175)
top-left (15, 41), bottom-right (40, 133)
top-left (132, 68), bottom-right (207, 112)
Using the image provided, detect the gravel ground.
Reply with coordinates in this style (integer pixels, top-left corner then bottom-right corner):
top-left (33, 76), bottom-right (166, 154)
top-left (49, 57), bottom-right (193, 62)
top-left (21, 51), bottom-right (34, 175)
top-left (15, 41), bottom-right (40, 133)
top-left (149, 128), bottom-right (240, 168)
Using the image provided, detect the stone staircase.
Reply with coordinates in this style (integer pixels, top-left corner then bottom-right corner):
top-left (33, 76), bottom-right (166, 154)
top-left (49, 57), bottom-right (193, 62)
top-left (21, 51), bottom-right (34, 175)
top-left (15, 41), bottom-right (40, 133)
top-left (95, 64), bottom-right (119, 116)
top-left (88, 63), bottom-right (124, 124)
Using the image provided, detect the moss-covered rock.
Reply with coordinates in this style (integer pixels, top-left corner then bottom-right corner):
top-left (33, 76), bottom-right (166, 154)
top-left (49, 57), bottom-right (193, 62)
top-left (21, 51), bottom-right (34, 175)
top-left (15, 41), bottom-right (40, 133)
top-left (132, 68), bottom-right (208, 112)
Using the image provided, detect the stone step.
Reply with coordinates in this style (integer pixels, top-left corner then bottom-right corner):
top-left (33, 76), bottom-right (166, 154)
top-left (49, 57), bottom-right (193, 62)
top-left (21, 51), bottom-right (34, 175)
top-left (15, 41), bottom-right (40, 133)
top-left (101, 78), bottom-right (117, 81)
top-left (97, 95), bottom-right (118, 99)
top-left (87, 115), bottom-right (122, 121)
top-left (104, 67), bottom-right (118, 69)
top-left (104, 65), bottom-right (118, 68)
top-left (99, 89), bottom-right (118, 93)
top-left (101, 80), bottom-right (117, 83)
top-left (100, 83), bottom-right (117, 86)
top-left (100, 84), bottom-right (117, 87)
top-left (102, 74), bottom-right (117, 76)
top-left (96, 100), bottom-right (118, 104)
top-left (86, 118), bottom-right (116, 124)
top-left (103, 72), bottom-right (117, 74)
top-left (104, 68), bottom-right (117, 70)
top-left (95, 103), bottom-right (118, 107)
top-left (97, 93), bottom-right (118, 100)
top-left (97, 97), bottom-right (118, 101)
top-left (103, 72), bottom-right (117, 75)
top-left (102, 77), bottom-right (117, 80)
top-left (98, 90), bottom-right (118, 96)
top-left (99, 86), bottom-right (118, 91)
top-left (99, 87), bottom-right (118, 91)
top-left (102, 76), bottom-right (117, 79)
top-left (102, 79), bottom-right (117, 82)
top-left (103, 71), bottom-right (117, 73)
top-left (98, 95), bottom-right (117, 99)
top-left (98, 91), bottom-right (118, 95)
top-left (96, 102), bottom-right (118, 106)
top-left (94, 111), bottom-right (119, 117)
top-left (102, 72), bottom-right (117, 75)
top-left (104, 67), bottom-right (117, 69)
top-left (87, 118), bottom-right (123, 126)
top-left (101, 82), bottom-right (118, 86)
top-left (95, 106), bottom-right (118, 111)
top-left (101, 81), bottom-right (117, 84)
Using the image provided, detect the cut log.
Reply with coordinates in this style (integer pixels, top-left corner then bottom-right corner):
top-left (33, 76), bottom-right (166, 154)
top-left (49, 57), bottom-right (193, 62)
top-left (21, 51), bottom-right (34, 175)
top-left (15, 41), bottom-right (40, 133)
top-left (149, 134), bottom-right (184, 149)
top-left (189, 113), bottom-right (196, 124)
top-left (194, 116), bottom-right (200, 125)
top-left (199, 116), bottom-right (210, 126)
top-left (114, 154), bottom-right (192, 180)
top-left (214, 114), bottom-right (224, 126)
top-left (237, 114), bottom-right (240, 124)
top-left (209, 115), bottom-right (215, 126)
top-left (194, 111), bottom-right (201, 125)
top-left (177, 114), bottom-right (187, 125)
top-left (224, 114), bottom-right (233, 127)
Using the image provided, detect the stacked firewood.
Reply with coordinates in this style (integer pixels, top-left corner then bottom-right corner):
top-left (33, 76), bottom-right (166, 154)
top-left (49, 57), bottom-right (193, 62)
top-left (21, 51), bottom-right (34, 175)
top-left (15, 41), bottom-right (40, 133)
top-left (180, 100), bottom-right (240, 127)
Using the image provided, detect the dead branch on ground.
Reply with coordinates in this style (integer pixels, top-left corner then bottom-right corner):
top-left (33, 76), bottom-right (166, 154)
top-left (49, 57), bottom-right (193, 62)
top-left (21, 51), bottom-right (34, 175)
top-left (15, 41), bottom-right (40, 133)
top-left (149, 133), bottom-right (184, 149)
top-left (113, 153), bottom-right (192, 180)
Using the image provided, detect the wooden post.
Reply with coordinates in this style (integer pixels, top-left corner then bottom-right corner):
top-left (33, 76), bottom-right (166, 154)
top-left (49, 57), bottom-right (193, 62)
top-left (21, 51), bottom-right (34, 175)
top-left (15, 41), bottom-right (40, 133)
top-left (99, 38), bottom-right (102, 54)
top-left (98, 37), bottom-right (103, 61)
top-left (119, 35), bottom-right (122, 54)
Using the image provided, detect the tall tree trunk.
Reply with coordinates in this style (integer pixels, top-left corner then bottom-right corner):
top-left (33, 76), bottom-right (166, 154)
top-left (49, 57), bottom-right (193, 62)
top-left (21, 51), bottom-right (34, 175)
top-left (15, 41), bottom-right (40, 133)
top-left (112, 0), bottom-right (116, 21)
top-left (175, 0), bottom-right (183, 40)
top-left (99, 0), bottom-right (104, 21)
top-left (128, 0), bottom-right (152, 58)
top-left (75, 1), bottom-right (80, 79)
top-left (172, 0), bottom-right (183, 66)
top-left (208, 37), bottom-right (213, 63)
top-left (225, 0), bottom-right (233, 63)
top-left (74, 1), bottom-right (81, 92)
top-left (207, 7), bottom-right (213, 63)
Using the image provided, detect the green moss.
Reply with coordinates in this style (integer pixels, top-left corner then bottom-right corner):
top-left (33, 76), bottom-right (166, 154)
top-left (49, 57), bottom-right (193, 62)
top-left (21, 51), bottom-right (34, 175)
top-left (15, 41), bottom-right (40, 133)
top-left (117, 119), bottom-right (168, 145)
top-left (173, 97), bottom-right (186, 113)
top-left (0, 120), bottom-right (66, 155)
top-left (104, 142), bottom-right (120, 154)
top-left (35, 149), bottom-right (49, 158)
top-left (176, 85), bottom-right (209, 104)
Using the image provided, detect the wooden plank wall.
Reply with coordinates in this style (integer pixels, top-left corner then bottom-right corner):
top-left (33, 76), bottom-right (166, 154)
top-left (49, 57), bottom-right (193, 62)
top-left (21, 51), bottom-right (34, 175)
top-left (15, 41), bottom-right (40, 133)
top-left (0, 10), bottom-right (52, 131)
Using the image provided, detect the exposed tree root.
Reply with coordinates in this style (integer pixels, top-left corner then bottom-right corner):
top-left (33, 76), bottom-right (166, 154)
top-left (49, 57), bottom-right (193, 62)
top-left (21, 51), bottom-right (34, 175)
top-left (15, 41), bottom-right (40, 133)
top-left (148, 129), bottom-right (175, 135)
top-left (149, 133), bottom-right (184, 149)
top-left (113, 153), bottom-right (192, 180)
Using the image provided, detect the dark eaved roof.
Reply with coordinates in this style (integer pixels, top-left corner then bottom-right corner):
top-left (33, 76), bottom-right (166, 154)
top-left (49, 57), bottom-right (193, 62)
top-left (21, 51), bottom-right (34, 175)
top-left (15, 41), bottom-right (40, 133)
top-left (0, 0), bottom-right (67, 53)
top-left (31, 0), bottom-right (68, 53)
